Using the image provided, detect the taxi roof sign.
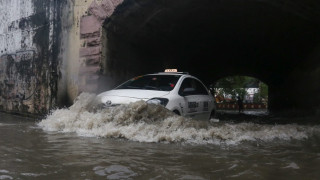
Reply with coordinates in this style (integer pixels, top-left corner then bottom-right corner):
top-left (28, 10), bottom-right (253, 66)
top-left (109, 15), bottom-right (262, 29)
top-left (164, 69), bottom-right (178, 73)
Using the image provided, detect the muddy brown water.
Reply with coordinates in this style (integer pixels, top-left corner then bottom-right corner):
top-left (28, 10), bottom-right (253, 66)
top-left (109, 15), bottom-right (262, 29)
top-left (1, 94), bottom-right (320, 179)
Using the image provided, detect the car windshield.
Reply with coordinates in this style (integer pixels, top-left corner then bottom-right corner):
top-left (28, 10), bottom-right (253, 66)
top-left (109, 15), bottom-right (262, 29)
top-left (116, 75), bottom-right (181, 91)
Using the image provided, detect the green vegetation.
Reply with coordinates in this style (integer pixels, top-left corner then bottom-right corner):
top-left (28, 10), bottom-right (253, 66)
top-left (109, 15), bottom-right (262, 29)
top-left (214, 76), bottom-right (268, 103)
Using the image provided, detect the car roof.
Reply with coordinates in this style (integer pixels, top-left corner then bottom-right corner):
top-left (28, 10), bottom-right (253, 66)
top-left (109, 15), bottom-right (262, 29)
top-left (147, 72), bottom-right (194, 78)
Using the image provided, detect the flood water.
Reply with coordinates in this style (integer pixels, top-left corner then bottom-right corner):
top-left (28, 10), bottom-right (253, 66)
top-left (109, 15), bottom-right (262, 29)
top-left (1, 93), bottom-right (320, 179)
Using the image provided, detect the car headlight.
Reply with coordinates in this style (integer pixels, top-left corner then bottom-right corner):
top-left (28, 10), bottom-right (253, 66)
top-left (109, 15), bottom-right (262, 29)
top-left (147, 98), bottom-right (169, 107)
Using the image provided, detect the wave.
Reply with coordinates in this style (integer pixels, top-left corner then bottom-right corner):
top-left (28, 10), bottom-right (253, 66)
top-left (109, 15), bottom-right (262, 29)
top-left (38, 93), bottom-right (320, 145)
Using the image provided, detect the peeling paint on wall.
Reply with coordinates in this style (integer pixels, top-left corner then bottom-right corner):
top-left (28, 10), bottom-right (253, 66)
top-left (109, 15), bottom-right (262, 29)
top-left (0, 0), bottom-right (66, 115)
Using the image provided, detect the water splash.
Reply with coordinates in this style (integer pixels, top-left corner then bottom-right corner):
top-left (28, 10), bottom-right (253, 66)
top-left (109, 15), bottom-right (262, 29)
top-left (38, 93), bottom-right (320, 145)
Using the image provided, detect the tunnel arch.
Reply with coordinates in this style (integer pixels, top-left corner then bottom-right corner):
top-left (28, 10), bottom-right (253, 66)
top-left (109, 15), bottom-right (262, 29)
top-left (79, 0), bottom-right (320, 115)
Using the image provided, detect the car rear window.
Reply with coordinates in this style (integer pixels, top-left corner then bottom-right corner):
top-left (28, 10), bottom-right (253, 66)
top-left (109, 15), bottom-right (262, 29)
top-left (116, 75), bottom-right (181, 91)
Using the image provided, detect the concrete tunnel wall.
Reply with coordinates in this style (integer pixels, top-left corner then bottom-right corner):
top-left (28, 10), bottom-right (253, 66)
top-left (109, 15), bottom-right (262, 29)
top-left (0, 0), bottom-right (67, 115)
top-left (0, 0), bottom-right (320, 116)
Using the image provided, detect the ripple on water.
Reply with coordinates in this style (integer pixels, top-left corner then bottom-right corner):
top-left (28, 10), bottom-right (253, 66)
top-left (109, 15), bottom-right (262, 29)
top-left (20, 173), bottom-right (47, 177)
top-left (283, 162), bottom-right (300, 169)
top-left (93, 165), bottom-right (137, 179)
top-left (0, 170), bottom-right (12, 180)
top-left (0, 175), bottom-right (13, 180)
top-left (179, 175), bottom-right (206, 180)
top-left (0, 170), bottom-right (9, 174)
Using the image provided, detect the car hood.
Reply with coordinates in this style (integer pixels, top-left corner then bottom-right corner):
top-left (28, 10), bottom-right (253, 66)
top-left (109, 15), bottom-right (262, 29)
top-left (97, 89), bottom-right (170, 100)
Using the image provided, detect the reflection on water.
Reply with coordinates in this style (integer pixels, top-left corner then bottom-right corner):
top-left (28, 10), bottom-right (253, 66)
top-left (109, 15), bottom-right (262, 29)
top-left (0, 93), bottom-right (320, 179)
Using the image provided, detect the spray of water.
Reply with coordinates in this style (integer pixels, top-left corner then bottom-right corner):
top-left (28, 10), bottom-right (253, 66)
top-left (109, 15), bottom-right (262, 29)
top-left (38, 93), bottom-right (320, 144)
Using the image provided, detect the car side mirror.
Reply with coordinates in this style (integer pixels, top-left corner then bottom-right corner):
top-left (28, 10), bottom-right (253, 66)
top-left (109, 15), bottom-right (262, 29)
top-left (182, 87), bottom-right (196, 96)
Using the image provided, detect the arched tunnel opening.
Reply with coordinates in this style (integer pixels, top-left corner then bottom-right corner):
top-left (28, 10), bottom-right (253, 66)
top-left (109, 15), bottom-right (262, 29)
top-left (213, 75), bottom-right (269, 112)
top-left (99, 0), bottom-right (320, 115)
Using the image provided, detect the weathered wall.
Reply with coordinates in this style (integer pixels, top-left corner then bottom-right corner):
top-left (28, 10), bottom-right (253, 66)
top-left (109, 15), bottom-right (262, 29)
top-left (57, 0), bottom-right (123, 106)
top-left (77, 0), bottom-right (123, 94)
top-left (57, 0), bottom-right (93, 106)
top-left (0, 0), bottom-right (66, 115)
top-left (0, 0), bottom-right (123, 115)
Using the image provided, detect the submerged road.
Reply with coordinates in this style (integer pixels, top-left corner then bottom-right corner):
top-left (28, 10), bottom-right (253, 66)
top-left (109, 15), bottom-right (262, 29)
top-left (1, 100), bottom-right (320, 179)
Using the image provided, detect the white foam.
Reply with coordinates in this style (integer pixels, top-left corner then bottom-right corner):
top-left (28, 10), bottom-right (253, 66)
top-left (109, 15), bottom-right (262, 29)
top-left (38, 93), bottom-right (320, 145)
top-left (0, 175), bottom-right (13, 180)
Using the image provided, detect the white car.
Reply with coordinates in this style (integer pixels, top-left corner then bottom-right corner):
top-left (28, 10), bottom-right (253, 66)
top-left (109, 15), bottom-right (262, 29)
top-left (96, 71), bottom-right (216, 120)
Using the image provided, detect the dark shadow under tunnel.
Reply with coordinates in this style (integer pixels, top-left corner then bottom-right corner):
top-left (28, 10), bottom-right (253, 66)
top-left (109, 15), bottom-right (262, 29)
top-left (101, 0), bottom-right (320, 115)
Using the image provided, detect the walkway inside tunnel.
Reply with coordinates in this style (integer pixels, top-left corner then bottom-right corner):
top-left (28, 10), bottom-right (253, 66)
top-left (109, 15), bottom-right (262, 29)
top-left (99, 0), bottom-right (320, 115)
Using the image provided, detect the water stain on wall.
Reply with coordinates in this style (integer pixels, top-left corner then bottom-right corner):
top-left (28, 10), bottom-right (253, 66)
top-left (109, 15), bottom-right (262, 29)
top-left (0, 0), bottom-right (67, 115)
top-left (0, 51), bottom-right (37, 113)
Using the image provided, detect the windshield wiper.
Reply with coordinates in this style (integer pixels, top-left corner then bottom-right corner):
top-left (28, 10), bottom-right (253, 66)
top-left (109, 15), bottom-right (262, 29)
top-left (122, 85), bottom-right (140, 89)
top-left (144, 85), bottom-right (160, 90)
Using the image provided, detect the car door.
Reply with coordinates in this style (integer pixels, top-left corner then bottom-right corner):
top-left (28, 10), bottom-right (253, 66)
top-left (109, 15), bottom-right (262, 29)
top-left (178, 78), bottom-right (203, 119)
top-left (192, 79), bottom-right (212, 120)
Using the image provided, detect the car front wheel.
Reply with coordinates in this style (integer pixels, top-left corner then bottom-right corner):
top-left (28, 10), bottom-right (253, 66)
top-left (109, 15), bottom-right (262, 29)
top-left (173, 110), bottom-right (180, 116)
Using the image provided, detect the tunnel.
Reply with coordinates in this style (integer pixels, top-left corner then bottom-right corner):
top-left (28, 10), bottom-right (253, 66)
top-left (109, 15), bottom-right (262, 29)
top-left (99, 0), bottom-right (320, 115)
